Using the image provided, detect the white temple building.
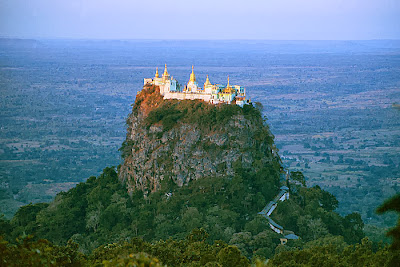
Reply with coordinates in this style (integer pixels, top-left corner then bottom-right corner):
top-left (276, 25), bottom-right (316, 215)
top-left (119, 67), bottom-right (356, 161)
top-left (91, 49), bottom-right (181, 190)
top-left (144, 65), bottom-right (249, 106)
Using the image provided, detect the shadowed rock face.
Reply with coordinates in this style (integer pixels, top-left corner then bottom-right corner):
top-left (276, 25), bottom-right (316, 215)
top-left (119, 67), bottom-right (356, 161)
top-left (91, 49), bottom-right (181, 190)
top-left (119, 84), bottom-right (280, 195)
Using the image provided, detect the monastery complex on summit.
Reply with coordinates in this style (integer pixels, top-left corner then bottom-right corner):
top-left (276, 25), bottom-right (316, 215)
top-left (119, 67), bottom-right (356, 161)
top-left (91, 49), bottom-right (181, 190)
top-left (144, 65), bottom-right (250, 106)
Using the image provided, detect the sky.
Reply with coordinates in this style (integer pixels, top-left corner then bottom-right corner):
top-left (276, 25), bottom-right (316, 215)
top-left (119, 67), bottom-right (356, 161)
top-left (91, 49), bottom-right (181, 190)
top-left (0, 0), bottom-right (399, 40)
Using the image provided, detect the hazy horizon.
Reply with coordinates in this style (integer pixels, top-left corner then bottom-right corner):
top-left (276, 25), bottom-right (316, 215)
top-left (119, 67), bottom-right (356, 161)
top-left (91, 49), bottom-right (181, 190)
top-left (1, 0), bottom-right (399, 40)
top-left (2, 37), bottom-right (400, 41)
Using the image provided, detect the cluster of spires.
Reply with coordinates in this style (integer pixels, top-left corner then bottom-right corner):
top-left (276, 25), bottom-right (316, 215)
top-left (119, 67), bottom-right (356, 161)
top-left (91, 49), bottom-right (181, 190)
top-left (154, 64), bottom-right (169, 79)
top-left (155, 64), bottom-right (231, 87)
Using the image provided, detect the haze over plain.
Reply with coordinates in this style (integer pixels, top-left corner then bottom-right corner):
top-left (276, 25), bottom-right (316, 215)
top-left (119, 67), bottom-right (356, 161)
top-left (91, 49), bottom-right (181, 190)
top-left (0, 0), bottom-right (399, 40)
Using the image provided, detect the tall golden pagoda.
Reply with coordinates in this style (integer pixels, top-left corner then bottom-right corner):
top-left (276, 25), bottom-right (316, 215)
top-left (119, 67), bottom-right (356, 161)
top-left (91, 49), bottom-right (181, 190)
top-left (189, 65), bottom-right (196, 82)
top-left (204, 75), bottom-right (211, 87)
top-left (162, 64), bottom-right (170, 80)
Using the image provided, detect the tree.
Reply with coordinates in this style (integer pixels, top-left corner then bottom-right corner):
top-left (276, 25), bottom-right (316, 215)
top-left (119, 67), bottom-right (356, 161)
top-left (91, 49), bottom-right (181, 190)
top-left (377, 193), bottom-right (400, 250)
top-left (217, 245), bottom-right (249, 267)
top-left (229, 232), bottom-right (252, 257)
top-left (291, 171), bottom-right (306, 187)
top-left (320, 190), bottom-right (339, 212)
top-left (182, 207), bottom-right (203, 232)
top-left (186, 228), bottom-right (209, 243)
top-left (343, 212), bottom-right (364, 244)
top-left (0, 235), bottom-right (86, 266)
top-left (102, 252), bottom-right (162, 267)
top-left (0, 215), bottom-right (12, 240)
top-left (308, 218), bottom-right (329, 241)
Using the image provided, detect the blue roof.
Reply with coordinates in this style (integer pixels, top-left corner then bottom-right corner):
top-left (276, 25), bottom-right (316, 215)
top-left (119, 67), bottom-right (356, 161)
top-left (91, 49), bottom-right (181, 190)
top-left (267, 217), bottom-right (283, 229)
top-left (261, 201), bottom-right (275, 213)
top-left (280, 186), bottom-right (289, 191)
top-left (284, 234), bottom-right (299, 239)
top-left (274, 191), bottom-right (287, 202)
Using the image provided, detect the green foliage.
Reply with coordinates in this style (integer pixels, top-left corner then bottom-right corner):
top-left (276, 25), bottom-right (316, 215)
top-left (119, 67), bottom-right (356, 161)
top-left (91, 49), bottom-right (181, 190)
top-left (145, 101), bottom-right (184, 131)
top-left (8, 167), bottom-right (136, 250)
top-left (143, 93), bottom-right (264, 134)
top-left (102, 252), bottom-right (162, 267)
top-left (12, 203), bottom-right (49, 227)
top-left (0, 214), bottom-right (12, 241)
top-left (343, 212), bottom-right (364, 244)
top-left (377, 193), bottom-right (400, 251)
top-left (186, 228), bottom-right (209, 243)
top-left (9, 203), bottom-right (49, 241)
top-left (217, 245), bottom-right (249, 267)
top-left (89, 229), bottom-right (247, 266)
top-left (3, 158), bottom-right (271, 253)
top-left (268, 237), bottom-right (394, 267)
top-left (0, 235), bottom-right (86, 266)
top-left (8, 166), bottom-right (367, 260)
top-left (290, 171), bottom-right (306, 187)
top-left (4, 156), bottom-right (394, 266)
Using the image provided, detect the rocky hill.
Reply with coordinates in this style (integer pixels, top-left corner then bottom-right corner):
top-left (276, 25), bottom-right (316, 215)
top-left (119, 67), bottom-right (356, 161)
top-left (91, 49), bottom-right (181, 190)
top-left (2, 84), bottom-right (369, 261)
top-left (119, 84), bottom-right (281, 195)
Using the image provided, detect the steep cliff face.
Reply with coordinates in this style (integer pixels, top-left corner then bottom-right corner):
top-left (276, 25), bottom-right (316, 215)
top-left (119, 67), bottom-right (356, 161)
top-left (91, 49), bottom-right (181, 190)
top-left (119, 85), bottom-right (281, 194)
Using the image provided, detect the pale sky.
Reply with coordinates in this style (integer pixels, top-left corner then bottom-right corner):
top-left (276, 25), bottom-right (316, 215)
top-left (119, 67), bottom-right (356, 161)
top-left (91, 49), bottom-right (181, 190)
top-left (0, 0), bottom-right (399, 40)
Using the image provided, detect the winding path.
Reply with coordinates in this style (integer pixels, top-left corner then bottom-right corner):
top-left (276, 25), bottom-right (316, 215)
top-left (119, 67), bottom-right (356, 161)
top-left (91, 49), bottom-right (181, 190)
top-left (258, 172), bottom-right (300, 240)
top-left (258, 186), bottom-right (290, 234)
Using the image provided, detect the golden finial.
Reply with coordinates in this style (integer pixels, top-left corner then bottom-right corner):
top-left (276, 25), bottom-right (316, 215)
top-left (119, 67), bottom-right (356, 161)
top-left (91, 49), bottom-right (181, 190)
top-left (204, 74), bottom-right (211, 86)
top-left (155, 67), bottom-right (159, 78)
top-left (163, 64), bottom-right (169, 77)
top-left (189, 65), bottom-right (196, 82)
top-left (227, 75), bottom-right (230, 88)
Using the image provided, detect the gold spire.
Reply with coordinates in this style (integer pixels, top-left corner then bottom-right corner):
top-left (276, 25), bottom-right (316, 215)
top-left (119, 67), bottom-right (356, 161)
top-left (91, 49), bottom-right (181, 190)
top-left (204, 74), bottom-right (211, 86)
top-left (163, 64), bottom-right (169, 77)
top-left (227, 75), bottom-right (230, 88)
top-left (189, 65), bottom-right (196, 82)
top-left (155, 67), bottom-right (159, 78)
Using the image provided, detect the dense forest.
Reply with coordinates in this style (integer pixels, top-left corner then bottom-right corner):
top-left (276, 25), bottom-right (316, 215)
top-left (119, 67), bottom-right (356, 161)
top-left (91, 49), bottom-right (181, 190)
top-left (0, 170), bottom-right (399, 266)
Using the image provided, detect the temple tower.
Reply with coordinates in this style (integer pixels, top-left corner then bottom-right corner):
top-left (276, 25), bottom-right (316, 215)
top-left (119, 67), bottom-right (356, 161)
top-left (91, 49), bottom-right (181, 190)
top-left (162, 64), bottom-right (170, 81)
top-left (187, 65), bottom-right (199, 92)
